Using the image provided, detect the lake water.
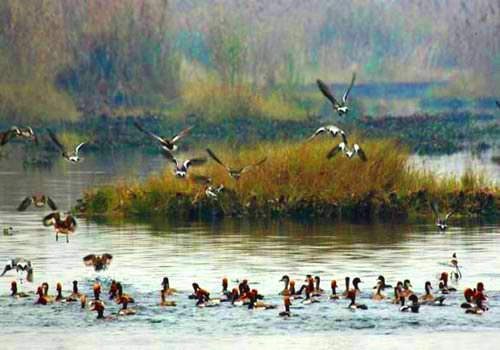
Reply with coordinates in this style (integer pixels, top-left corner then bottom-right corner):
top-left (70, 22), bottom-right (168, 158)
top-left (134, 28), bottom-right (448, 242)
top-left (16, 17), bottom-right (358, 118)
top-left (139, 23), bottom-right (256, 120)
top-left (1, 149), bottom-right (500, 349)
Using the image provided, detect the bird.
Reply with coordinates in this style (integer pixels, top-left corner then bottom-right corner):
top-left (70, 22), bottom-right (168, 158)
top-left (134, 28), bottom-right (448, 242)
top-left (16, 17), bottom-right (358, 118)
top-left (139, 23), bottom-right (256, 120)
top-left (430, 201), bottom-right (458, 232)
top-left (327, 142), bottom-right (367, 161)
top-left (133, 122), bottom-right (193, 153)
top-left (399, 295), bottom-right (420, 313)
top-left (449, 253), bottom-right (462, 279)
top-left (373, 275), bottom-right (392, 290)
top-left (279, 295), bottom-right (292, 317)
top-left (17, 194), bottom-right (57, 211)
top-left (372, 282), bottom-right (386, 301)
top-left (47, 129), bottom-right (87, 163)
top-left (0, 126), bottom-right (37, 146)
top-left (206, 148), bottom-right (267, 181)
top-left (1, 257), bottom-right (33, 282)
top-left (83, 254), bottom-right (113, 271)
top-left (420, 281), bottom-right (446, 305)
top-left (3, 226), bottom-right (13, 236)
top-left (43, 211), bottom-right (77, 242)
top-left (191, 175), bottom-right (225, 200)
top-left (308, 125), bottom-right (347, 144)
top-left (161, 277), bottom-right (177, 296)
top-left (162, 149), bottom-right (206, 178)
top-left (346, 290), bottom-right (367, 310)
top-left (316, 73), bottom-right (356, 116)
top-left (10, 281), bottom-right (30, 298)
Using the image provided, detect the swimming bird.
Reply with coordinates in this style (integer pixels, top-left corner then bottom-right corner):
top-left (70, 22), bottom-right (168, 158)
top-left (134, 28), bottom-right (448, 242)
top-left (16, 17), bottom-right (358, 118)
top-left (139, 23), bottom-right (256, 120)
top-left (439, 272), bottom-right (457, 293)
top-left (42, 212), bottom-right (77, 242)
top-left (313, 276), bottom-right (324, 296)
top-left (401, 279), bottom-right (413, 297)
top-left (55, 282), bottom-right (65, 301)
top-left (308, 125), bottom-right (347, 144)
top-left (461, 288), bottom-right (476, 309)
top-left (330, 280), bottom-right (340, 300)
top-left (430, 201), bottom-right (458, 232)
top-left (133, 122), bottom-right (193, 153)
top-left (372, 282), bottom-right (386, 301)
top-left (347, 290), bottom-right (367, 310)
top-left (115, 282), bottom-right (135, 304)
top-left (10, 281), bottom-right (29, 298)
top-left (41, 282), bottom-right (55, 303)
top-left (91, 300), bottom-right (115, 320)
top-left (392, 284), bottom-right (402, 304)
top-left (206, 148), bottom-right (267, 181)
top-left (160, 289), bottom-right (176, 307)
top-left (66, 281), bottom-right (83, 302)
top-left (249, 289), bottom-right (275, 310)
top-left (279, 275), bottom-right (291, 295)
top-left (279, 295), bottom-right (292, 317)
top-left (161, 277), bottom-right (177, 296)
top-left (399, 295), bottom-right (420, 313)
top-left (35, 286), bottom-right (48, 305)
top-left (373, 276), bottom-right (392, 291)
top-left (83, 253), bottom-right (113, 271)
top-left (316, 73), bottom-right (356, 116)
top-left (465, 291), bottom-right (488, 315)
top-left (352, 277), bottom-right (363, 294)
top-left (17, 194), bottom-right (57, 212)
top-left (420, 281), bottom-right (446, 305)
top-left (342, 277), bottom-right (351, 297)
top-left (162, 149), bottom-right (206, 178)
top-left (327, 142), bottom-right (367, 161)
top-left (0, 126), bottom-right (37, 146)
top-left (449, 253), bottom-right (462, 279)
top-left (1, 257), bottom-right (33, 282)
top-left (47, 129), bottom-right (87, 163)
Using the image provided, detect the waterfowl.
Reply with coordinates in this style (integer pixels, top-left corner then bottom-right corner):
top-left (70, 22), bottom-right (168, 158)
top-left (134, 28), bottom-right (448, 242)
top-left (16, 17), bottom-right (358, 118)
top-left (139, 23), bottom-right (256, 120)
top-left (439, 272), bottom-right (457, 292)
top-left (330, 280), bottom-right (340, 300)
top-left (133, 122), bottom-right (193, 153)
top-left (430, 201), bottom-right (458, 232)
top-left (343, 277), bottom-right (351, 297)
top-left (249, 290), bottom-right (275, 310)
top-left (279, 295), bottom-right (292, 317)
top-left (316, 73), bottom-right (356, 116)
top-left (352, 277), bottom-right (362, 294)
top-left (17, 194), bottom-right (57, 212)
top-left (449, 253), bottom-right (462, 279)
top-left (115, 282), bottom-right (135, 304)
top-left (55, 282), bottom-right (65, 301)
top-left (191, 283), bottom-right (210, 302)
top-left (391, 285), bottom-right (402, 304)
top-left (117, 294), bottom-right (137, 316)
top-left (108, 280), bottom-right (118, 300)
top-left (399, 295), bottom-right (420, 313)
top-left (47, 129), bottom-right (87, 163)
top-left (3, 226), bottom-right (13, 236)
top-left (327, 142), bottom-right (367, 161)
top-left (43, 212), bottom-right (77, 242)
top-left (66, 280), bottom-right (83, 302)
top-left (206, 148), bottom-right (267, 181)
top-left (313, 276), bottom-right (324, 296)
top-left (308, 125), bottom-right (347, 144)
top-left (279, 275), bottom-right (290, 295)
top-left (372, 282), bottom-right (386, 301)
top-left (289, 280), bottom-right (302, 299)
top-left (191, 175), bottom-right (224, 200)
top-left (401, 279), bottom-right (413, 297)
top-left (93, 283), bottom-right (102, 301)
top-left (302, 286), bottom-right (320, 305)
top-left (162, 149), bottom-right (206, 178)
top-left (160, 290), bottom-right (176, 307)
top-left (41, 282), bottom-right (55, 302)
top-left (461, 288), bottom-right (476, 309)
top-left (1, 257), bottom-right (33, 282)
top-left (35, 286), bottom-right (48, 305)
top-left (83, 253), bottom-right (113, 271)
top-left (0, 126), bottom-right (37, 146)
top-left (420, 281), bottom-right (446, 305)
top-left (91, 300), bottom-right (115, 320)
top-left (161, 277), bottom-right (177, 296)
top-left (347, 290), bottom-right (367, 310)
top-left (10, 281), bottom-right (29, 298)
top-left (238, 279), bottom-right (250, 296)
top-left (465, 291), bottom-right (488, 315)
top-left (373, 276), bottom-right (392, 291)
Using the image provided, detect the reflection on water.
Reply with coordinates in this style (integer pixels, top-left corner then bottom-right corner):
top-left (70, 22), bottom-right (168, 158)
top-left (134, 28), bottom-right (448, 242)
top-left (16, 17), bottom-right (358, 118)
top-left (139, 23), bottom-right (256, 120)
top-left (1, 149), bottom-right (500, 349)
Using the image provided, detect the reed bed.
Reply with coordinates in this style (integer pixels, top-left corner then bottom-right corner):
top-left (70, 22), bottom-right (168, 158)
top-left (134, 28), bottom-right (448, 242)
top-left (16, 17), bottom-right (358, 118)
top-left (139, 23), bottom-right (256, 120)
top-left (81, 138), bottom-right (500, 220)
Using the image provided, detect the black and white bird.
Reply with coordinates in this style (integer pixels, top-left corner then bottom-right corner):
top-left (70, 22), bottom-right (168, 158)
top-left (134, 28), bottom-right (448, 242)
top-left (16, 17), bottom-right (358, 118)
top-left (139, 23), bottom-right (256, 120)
top-left (0, 126), bottom-right (37, 146)
top-left (47, 129), bottom-right (87, 163)
top-left (192, 175), bottom-right (225, 200)
top-left (316, 73), bottom-right (356, 116)
top-left (308, 125), bottom-right (347, 144)
top-left (17, 194), bottom-right (57, 212)
top-left (1, 258), bottom-right (33, 282)
top-left (83, 254), bottom-right (113, 272)
top-left (134, 122), bottom-right (193, 152)
top-left (327, 142), bottom-right (367, 161)
top-left (206, 148), bottom-right (267, 181)
top-left (162, 149), bottom-right (206, 178)
top-left (430, 201), bottom-right (458, 232)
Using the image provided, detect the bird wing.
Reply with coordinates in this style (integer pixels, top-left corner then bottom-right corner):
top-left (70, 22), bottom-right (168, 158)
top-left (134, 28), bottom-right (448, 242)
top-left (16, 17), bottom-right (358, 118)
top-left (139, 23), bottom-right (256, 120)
top-left (1, 263), bottom-right (13, 276)
top-left (206, 148), bottom-right (230, 170)
top-left (430, 201), bottom-right (440, 217)
top-left (307, 127), bottom-right (327, 142)
top-left (327, 144), bottom-right (344, 159)
top-left (101, 253), bottom-right (113, 265)
top-left (83, 254), bottom-right (96, 266)
top-left (354, 144), bottom-right (367, 161)
top-left (161, 149), bottom-right (178, 167)
top-left (47, 129), bottom-right (66, 153)
top-left (316, 79), bottom-right (339, 107)
top-left (184, 158), bottom-right (207, 169)
top-left (75, 142), bottom-right (86, 155)
top-left (42, 212), bottom-right (57, 226)
top-left (47, 197), bottom-right (58, 211)
top-left (0, 129), bottom-right (16, 146)
top-left (241, 157), bottom-right (267, 174)
top-left (171, 126), bottom-right (194, 144)
top-left (191, 175), bottom-right (212, 185)
top-left (66, 215), bottom-right (77, 228)
top-left (133, 122), bottom-right (167, 145)
top-left (17, 197), bottom-right (33, 211)
top-left (445, 207), bottom-right (458, 220)
top-left (340, 131), bottom-right (348, 144)
top-left (342, 72), bottom-right (356, 103)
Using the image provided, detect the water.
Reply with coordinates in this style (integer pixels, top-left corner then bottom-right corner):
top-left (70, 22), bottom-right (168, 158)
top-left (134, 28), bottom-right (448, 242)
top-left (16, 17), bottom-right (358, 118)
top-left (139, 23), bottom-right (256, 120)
top-left (1, 150), bottom-right (500, 349)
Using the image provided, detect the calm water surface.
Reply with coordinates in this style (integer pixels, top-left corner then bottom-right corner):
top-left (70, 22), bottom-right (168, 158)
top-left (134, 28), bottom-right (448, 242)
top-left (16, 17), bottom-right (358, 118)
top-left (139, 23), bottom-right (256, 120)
top-left (1, 150), bottom-right (499, 349)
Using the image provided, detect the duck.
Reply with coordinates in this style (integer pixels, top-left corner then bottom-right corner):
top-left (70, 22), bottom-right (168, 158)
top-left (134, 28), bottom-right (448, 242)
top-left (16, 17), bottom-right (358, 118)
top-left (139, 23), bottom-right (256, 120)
top-left (401, 279), bottom-right (413, 297)
top-left (47, 129), bottom-right (87, 163)
top-left (347, 290), bottom-right (367, 310)
top-left (117, 292), bottom-right (136, 316)
top-left (42, 211), bottom-right (77, 242)
top-left (0, 126), bottom-right (37, 146)
top-left (41, 282), bottom-right (55, 303)
top-left (108, 280), bottom-right (118, 300)
top-left (93, 283), bottom-right (102, 301)
top-left (1, 257), bottom-right (34, 282)
top-left (372, 282), bottom-right (386, 301)
top-left (249, 289), bottom-right (275, 310)
top-left (279, 275), bottom-right (291, 295)
top-left (3, 226), bottom-right (14, 236)
top-left (10, 281), bottom-right (29, 298)
top-left (465, 291), bottom-right (488, 315)
top-left (17, 194), bottom-right (58, 212)
top-left (449, 253), bottom-right (462, 279)
top-left (399, 295), bottom-right (420, 313)
top-left (191, 175), bottom-right (224, 200)
top-left (430, 201), bottom-right (458, 232)
top-left (35, 286), bottom-right (48, 305)
top-left (373, 276), bottom-right (392, 291)
top-left (66, 280), bottom-right (83, 302)
top-left (391, 284), bottom-right (403, 304)
top-left (330, 280), bottom-right (340, 300)
top-left (302, 286), bottom-right (320, 305)
top-left (279, 295), bottom-right (292, 317)
top-left (190, 283), bottom-right (210, 302)
top-left (220, 277), bottom-right (233, 301)
top-left (439, 272), bottom-right (457, 292)
top-left (133, 122), bottom-right (193, 153)
top-left (162, 149), bottom-right (206, 178)
top-left (342, 277), bottom-right (351, 297)
top-left (83, 253), bottom-right (113, 271)
top-left (461, 288), bottom-right (476, 309)
top-left (420, 281), bottom-right (446, 305)
top-left (307, 125), bottom-right (347, 144)
top-left (327, 142), bottom-right (367, 161)
top-left (115, 282), bottom-right (135, 304)
top-left (206, 148), bottom-right (267, 181)
top-left (55, 282), bottom-right (65, 301)
top-left (352, 277), bottom-right (362, 294)
top-left (161, 277), bottom-right (177, 296)
top-left (289, 280), bottom-right (302, 299)
top-left (316, 73), bottom-right (356, 116)
top-left (91, 300), bottom-right (115, 320)
top-left (313, 276), bottom-right (325, 296)
top-left (160, 290), bottom-right (176, 307)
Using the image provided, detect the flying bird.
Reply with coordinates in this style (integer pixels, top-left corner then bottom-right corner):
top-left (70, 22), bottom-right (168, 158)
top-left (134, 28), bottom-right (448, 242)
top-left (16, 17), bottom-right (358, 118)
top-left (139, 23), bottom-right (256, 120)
top-left (0, 126), bottom-right (37, 146)
top-left (1, 257), bottom-right (33, 282)
top-left (43, 211), bottom-right (77, 242)
top-left (47, 129), bottom-right (86, 163)
top-left (308, 125), bottom-right (347, 144)
top-left (17, 194), bottom-right (57, 212)
top-left (327, 142), bottom-right (367, 161)
top-left (316, 73), bottom-right (356, 116)
top-left (206, 148), bottom-right (267, 181)
top-left (162, 149), bottom-right (206, 178)
top-left (134, 122), bottom-right (193, 152)
top-left (83, 254), bottom-right (113, 272)
top-left (430, 201), bottom-right (458, 232)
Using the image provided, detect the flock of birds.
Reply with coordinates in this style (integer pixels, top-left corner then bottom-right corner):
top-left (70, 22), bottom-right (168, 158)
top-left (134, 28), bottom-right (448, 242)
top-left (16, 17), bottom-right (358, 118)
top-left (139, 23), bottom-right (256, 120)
top-left (0, 74), bottom-right (495, 321)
